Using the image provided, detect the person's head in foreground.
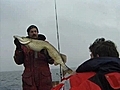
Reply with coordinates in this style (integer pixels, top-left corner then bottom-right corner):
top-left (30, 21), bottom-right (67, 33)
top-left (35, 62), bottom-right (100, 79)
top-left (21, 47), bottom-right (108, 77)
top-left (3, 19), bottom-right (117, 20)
top-left (89, 38), bottom-right (119, 58)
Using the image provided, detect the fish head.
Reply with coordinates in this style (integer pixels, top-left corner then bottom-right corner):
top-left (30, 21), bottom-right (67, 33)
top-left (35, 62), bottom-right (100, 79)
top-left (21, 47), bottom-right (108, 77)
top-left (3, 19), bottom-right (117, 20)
top-left (13, 35), bottom-right (31, 44)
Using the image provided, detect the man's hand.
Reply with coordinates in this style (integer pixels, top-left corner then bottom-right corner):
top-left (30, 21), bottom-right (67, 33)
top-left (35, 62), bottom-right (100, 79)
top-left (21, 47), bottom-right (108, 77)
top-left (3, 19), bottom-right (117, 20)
top-left (14, 38), bottom-right (21, 50)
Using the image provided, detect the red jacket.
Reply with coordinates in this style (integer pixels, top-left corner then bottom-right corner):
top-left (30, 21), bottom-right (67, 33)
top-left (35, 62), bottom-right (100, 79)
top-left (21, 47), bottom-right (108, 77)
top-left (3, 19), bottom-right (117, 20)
top-left (52, 72), bottom-right (120, 90)
top-left (52, 57), bottom-right (120, 90)
top-left (14, 45), bottom-right (54, 90)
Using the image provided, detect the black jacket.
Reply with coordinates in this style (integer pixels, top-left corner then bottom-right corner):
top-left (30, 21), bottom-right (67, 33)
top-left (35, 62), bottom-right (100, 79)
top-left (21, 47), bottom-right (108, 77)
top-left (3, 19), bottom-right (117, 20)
top-left (76, 57), bottom-right (120, 90)
top-left (76, 57), bottom-right (120, 73)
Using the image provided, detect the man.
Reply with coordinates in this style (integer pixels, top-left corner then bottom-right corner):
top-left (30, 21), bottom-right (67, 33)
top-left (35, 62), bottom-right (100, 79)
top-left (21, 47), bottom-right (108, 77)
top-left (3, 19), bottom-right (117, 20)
top-left (13, 25), bottom-right (54, 90)
top-left (52, 38), bottom-right (120, 90)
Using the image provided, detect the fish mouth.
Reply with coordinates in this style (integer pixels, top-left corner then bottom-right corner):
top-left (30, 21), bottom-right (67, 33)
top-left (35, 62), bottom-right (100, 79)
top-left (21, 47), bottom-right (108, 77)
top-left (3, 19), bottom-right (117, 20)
top-left (13, 35), bottom-right (21, 39)
top-left (13, 35), bottom-right (31, 44)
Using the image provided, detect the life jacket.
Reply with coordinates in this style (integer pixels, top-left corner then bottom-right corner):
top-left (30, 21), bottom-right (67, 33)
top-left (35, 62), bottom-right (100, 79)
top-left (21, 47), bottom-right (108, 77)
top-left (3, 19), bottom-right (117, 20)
top-left (51, 72), bottom-right (120, 90)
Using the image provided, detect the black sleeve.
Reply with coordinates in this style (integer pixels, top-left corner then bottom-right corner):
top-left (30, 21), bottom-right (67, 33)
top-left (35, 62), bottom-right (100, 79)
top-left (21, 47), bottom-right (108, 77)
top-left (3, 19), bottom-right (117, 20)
top-left (38, 34), bottom-right (46, 41)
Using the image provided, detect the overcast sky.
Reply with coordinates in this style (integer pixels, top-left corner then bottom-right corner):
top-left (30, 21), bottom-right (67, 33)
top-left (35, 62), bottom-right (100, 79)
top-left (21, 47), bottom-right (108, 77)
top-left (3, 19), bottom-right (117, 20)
top-left (0, 0), bottom-right (120, 72)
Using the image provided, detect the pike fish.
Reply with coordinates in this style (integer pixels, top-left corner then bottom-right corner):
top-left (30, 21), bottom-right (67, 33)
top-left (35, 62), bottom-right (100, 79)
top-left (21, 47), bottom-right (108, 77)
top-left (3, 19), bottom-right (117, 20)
top-left (13, 35), bottom-right (73, 75)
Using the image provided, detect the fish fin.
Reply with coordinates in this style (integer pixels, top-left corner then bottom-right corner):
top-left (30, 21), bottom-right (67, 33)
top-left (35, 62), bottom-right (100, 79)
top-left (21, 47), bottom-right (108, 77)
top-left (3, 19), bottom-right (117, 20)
top-left (54, 61), bottom-right (66, 66)
top-left (63, 68), bottom-right (73, 76)
top-left (54, 62), bottom-right (59, 66)
top-left (60, 53), bottom-right (67, 63)
top-left (53, 53), bottom-right (67, 65)
top-left (60, 63), bottom-right (73, 75)
top-left (54, 53), bottom-right (67, 66)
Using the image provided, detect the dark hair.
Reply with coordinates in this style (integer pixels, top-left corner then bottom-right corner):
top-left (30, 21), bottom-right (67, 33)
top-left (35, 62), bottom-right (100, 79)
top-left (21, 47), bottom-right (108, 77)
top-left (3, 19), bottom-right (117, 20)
top-left (93, 40), bottom-right (119, 57)
top-left (38, 34), bottom-right (46, 41)
top-left (27, 25), bottom-right (39, 35)
top-left (89, 38), bottom-right (105, 53)
top-left (89, 38), bottom-right (119, 57)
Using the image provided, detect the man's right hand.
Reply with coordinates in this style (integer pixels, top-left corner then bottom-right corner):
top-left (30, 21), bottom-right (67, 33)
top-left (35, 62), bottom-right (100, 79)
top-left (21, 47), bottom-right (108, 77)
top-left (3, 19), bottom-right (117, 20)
top-left (14, 38), bottom-right (21, 50)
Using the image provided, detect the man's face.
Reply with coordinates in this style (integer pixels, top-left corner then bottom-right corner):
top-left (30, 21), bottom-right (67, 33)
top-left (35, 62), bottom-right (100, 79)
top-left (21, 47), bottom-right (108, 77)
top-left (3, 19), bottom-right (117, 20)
top-left (28, 28), bottom-right (38, 39)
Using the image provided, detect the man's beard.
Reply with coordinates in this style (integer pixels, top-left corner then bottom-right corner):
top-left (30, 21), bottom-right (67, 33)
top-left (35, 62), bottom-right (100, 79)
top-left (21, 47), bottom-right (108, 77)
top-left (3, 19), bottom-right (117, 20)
top-left (31, 34), bottom-right (38, 39)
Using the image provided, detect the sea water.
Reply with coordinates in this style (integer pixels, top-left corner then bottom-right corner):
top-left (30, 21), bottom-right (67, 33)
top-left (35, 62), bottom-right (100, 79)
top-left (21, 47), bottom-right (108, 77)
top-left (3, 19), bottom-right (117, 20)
top-left (0, 69), bottom-right (61, 90)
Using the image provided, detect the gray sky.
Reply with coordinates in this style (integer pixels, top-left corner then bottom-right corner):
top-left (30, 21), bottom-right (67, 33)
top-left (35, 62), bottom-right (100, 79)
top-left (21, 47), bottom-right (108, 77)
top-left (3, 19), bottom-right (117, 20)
top-left (0, 0), bottom-right (120, 72)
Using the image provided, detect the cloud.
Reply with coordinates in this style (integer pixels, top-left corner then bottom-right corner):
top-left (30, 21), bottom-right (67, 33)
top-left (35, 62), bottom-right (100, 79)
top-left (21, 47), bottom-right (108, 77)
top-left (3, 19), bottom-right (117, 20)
top-left (0, 0), bottom-right (120, 71)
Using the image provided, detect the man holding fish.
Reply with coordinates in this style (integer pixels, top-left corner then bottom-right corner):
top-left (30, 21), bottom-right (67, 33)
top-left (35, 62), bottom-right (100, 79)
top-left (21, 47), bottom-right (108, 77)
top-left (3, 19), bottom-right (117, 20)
top-left (13, 25), bottom-right (54, 90)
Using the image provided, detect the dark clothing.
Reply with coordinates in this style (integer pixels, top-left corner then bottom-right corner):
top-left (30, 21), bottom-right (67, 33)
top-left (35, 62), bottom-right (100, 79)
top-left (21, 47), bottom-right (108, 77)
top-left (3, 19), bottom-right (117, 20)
top-left (76, 57), bottom-right (120, 90)
top-left (14, 36), bottom-right (54, 90)
top-left (26, 34), bottom-right (46, 41)
top-left (52, 57), bottom-right (120, 90)
top-left (76, 57), bottom-right (120, 73)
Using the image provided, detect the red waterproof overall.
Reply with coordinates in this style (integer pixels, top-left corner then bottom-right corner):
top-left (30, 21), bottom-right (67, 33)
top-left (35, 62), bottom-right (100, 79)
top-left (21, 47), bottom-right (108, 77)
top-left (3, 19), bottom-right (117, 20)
top-left (14, 45), bottom-right (53, 90)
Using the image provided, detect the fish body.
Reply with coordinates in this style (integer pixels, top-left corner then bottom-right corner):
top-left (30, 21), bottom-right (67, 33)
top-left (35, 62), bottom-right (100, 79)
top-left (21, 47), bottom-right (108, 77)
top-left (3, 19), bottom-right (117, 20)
top-left (13, 35), bottom-right (73, 75)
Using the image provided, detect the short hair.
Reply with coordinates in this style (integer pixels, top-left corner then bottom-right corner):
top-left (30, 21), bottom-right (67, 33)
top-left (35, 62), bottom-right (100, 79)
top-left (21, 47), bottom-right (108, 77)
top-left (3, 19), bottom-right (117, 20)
top-left (90, 39), bottom-right (119, 57)
top-left (27, 25), bottom-right (39, 35)
top-left (93, 40), bottom-right (119, 57)
top-left (89, 38), bottom-right (105, 53)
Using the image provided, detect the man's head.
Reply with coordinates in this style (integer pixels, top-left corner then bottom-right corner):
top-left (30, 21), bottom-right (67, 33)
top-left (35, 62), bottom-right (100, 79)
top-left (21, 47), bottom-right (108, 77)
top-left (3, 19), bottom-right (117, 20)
top-left (89, 38), bottom-right (105, 58)
top-left (27, 25), bottom-right (39, 39)
top-left (89, 38), bottom-right (119, 58)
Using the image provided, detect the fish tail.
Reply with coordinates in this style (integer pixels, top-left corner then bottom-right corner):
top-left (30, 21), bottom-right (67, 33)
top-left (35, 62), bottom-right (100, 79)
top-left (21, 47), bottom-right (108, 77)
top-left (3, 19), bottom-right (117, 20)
top-left (61, 64), bottom-right (73, 76)
top-left (64, 68), bottom-right (73, 74)
top-left (62, 68), bottom-right (73, 76)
